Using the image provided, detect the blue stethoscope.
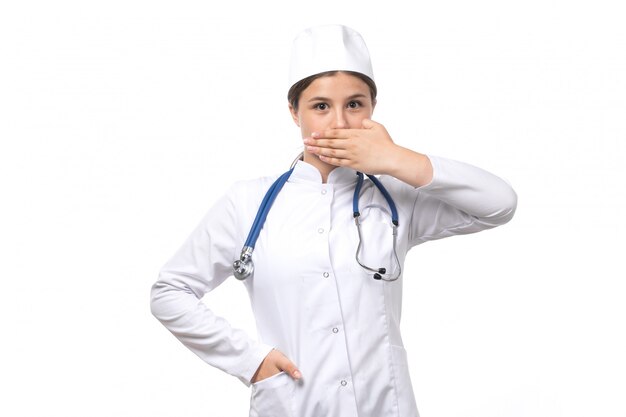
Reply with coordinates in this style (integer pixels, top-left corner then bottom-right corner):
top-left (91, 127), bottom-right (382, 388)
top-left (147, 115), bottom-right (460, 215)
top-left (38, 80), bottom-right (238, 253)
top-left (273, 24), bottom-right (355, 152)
top-left (233, 168), bottom-right (402, 281)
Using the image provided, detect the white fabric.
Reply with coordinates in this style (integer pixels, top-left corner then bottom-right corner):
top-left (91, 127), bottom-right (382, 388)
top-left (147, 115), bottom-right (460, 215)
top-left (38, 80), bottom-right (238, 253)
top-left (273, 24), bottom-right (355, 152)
top-left (288, 24), bottom-right (374, 89)
top-left (151, 155), bottom-right (517, 417)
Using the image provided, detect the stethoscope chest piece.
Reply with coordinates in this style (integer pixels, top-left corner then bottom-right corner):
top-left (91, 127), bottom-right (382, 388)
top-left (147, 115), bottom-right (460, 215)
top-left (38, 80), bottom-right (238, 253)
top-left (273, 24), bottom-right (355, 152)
top-left (233, 246), bottom-right (254, 280)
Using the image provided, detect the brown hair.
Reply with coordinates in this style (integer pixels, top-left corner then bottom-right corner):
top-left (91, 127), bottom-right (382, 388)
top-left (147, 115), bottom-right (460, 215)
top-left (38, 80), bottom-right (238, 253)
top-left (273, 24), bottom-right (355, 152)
top-left (287, 70), bottom-right (377, 111)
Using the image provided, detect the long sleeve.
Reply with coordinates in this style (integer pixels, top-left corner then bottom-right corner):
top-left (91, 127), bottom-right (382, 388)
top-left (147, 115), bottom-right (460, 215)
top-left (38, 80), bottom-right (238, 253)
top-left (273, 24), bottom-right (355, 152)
top-left (150, 186), bottom-right (273, 386)
top-left (405, 154), bottom-right (517, 246)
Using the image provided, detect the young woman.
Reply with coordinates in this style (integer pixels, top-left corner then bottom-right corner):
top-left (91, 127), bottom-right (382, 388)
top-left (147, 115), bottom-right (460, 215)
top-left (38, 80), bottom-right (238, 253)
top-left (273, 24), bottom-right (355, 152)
top-left (151, 24), bottom-right (517, 417)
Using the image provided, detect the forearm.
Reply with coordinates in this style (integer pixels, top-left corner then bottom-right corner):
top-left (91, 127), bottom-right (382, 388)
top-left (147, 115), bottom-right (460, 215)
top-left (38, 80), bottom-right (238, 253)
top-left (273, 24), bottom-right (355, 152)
top-left (150, 186), bottom-right (272, 386)
top-left (151, 276), bottom-right (273, 385)
top-left (384, 144), bottom-right (433, 188)
top-left (419, 155), bottom-right (517, 227)
top-left (398, 155), bottom-right (517, 245)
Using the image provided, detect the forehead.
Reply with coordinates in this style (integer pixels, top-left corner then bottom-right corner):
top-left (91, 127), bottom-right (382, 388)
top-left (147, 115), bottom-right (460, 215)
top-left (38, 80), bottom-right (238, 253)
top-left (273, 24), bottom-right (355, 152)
top-left (301, 72), bottom-right (371, 99)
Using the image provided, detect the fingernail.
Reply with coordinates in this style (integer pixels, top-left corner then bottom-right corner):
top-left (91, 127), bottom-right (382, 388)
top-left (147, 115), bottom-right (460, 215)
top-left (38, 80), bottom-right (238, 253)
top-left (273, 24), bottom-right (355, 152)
top-left (303, 138), bottom-right (311, 144)
top-left (311, 132), bottom-right (319, 138)
top-left (293, 370), bottom-right (302, 379)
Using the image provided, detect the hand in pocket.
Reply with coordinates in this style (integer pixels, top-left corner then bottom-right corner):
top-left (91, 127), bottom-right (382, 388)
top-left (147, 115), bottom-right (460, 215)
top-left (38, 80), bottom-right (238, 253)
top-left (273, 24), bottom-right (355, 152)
top-left (251, 348), bottom-right (302, 384)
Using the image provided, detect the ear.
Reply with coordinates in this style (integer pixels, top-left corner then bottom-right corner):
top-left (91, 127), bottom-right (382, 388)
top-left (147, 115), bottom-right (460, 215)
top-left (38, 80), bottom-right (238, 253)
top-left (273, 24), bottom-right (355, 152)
top-left (288, 103), bottom-right (300, 127)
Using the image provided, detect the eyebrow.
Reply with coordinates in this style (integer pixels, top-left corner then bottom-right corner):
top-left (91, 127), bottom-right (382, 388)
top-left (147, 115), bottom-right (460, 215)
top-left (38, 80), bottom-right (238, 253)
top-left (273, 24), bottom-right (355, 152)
top-left (307, 93), bottom-right (368, 102)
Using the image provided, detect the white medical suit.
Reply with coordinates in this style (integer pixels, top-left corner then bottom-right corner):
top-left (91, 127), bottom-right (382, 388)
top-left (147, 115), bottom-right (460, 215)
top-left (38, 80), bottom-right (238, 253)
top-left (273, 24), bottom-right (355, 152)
top-left (150, 155), bottom-right (517, 417)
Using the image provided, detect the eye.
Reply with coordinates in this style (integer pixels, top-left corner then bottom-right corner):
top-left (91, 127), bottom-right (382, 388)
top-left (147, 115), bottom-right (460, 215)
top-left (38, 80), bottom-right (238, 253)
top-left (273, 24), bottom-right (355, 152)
top-left (314, 103), bottom-right (329, 111)
top-left (347, 100), bottom-right (362, 109)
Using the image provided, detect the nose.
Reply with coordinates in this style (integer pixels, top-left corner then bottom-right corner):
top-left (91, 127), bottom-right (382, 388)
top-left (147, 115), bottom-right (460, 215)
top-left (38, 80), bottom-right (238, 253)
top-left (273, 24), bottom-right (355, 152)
top-left (331, 108), bottom-right (349, 129)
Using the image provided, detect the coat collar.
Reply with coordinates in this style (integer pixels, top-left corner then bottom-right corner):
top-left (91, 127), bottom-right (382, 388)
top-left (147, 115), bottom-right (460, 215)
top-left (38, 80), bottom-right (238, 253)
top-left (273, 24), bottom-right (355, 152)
top-left (289, 160), bottom-right (358, 185)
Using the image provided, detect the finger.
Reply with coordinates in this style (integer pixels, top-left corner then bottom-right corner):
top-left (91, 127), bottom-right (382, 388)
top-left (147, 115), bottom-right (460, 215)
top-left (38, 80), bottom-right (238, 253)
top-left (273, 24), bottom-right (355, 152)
top-left (318, 155), bottom-right (351, 168)
top-left (313, 129), bottom-right (356, 139)
top-left (251, 352), bottom-right (279, 383)
top-left (306, 145), bottom-right (350, 160)
top-left (304, 138), bottom-right (348, 150)
top-left (276, 354), bottom-right (302, 380)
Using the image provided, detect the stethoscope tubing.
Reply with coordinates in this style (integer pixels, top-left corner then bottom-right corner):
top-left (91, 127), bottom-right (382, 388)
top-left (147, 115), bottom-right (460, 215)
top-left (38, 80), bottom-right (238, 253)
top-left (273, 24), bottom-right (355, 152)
top-left (353, 172), bottom-right (399, 225)
top-left (244, 168), bottom-right (294, 248)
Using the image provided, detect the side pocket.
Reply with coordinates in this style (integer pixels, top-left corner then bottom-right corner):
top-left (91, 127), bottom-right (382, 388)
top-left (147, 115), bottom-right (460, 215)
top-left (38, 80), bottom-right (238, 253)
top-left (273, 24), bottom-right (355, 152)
top-left (391, 345), bottom-right (420, 417)
top-left (249, 372), bottom-right (295, 417)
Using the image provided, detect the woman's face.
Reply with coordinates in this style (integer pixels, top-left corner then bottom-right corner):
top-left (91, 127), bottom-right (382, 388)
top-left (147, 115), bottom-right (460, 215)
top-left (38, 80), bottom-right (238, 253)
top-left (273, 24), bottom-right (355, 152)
top-left (289, 72), bottom-right (375, 138)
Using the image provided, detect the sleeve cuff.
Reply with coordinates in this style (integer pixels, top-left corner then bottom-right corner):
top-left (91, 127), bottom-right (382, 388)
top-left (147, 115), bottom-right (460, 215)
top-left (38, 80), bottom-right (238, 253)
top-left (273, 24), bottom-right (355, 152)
top-left (414, 154), bottom-right (436, 190)
top-left (237, 343), bottom-right (275, 387)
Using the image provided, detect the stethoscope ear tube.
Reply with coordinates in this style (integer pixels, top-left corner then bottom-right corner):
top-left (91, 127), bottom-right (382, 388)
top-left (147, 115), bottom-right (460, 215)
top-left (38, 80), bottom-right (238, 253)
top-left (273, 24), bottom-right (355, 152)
top-left (353, 172), bottom-right (402, 281)
top-left (354, 215), bottom-right (402, 281)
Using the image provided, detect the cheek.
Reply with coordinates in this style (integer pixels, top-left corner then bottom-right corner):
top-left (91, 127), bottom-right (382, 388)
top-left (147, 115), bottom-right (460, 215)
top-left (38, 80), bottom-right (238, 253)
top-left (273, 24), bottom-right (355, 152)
top-left (299, 114), bottom-right (325, 133)
top-left (347, 112), bottom-right (370, 126)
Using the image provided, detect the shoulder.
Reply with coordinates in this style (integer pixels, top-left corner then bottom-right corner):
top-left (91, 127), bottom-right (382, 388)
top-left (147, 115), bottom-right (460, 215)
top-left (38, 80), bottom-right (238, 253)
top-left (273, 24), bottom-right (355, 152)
top-left (223, 173), bottom-right (283, 207)
top-left (377, 173), bottom-right (421, 205)
top-left (196, 173), bottom-right (284, 232)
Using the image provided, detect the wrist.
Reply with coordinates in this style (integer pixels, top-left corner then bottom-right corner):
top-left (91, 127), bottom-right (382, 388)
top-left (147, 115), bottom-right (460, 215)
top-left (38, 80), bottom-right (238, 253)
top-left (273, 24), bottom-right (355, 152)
top-left (386, 146), bottom-right (433, 188)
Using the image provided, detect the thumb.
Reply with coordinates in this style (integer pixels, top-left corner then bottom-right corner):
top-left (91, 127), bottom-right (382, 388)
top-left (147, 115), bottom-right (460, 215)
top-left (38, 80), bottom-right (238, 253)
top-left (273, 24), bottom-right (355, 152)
top-left (277, 354), bottom-right (302, 380)
top-left (361, 118), bottom-right (377, 129)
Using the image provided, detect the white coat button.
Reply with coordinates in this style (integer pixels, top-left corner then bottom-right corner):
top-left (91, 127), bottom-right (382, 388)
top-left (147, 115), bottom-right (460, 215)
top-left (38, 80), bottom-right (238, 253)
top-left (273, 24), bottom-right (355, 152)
top-left (323, 272), bottom-right (329, 278)
top-left (340, 380), bottom-right (348, 386)
top-left (321, 189), bottom-right (327, 195)
top-left (317, 228), bottom-right (324, 234)
top-left (332, 327), bottom-right (339, 333)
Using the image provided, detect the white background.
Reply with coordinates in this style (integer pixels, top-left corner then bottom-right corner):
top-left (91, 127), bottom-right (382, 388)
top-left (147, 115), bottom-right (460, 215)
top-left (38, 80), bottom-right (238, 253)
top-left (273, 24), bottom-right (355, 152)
top-left (1, 1), bottom-right (625, 416)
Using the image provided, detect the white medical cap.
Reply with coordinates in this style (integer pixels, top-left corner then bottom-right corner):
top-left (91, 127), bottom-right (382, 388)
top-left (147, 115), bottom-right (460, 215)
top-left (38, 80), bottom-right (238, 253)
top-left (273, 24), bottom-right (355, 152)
top-left (288, 24), bottom-right (374, 89)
